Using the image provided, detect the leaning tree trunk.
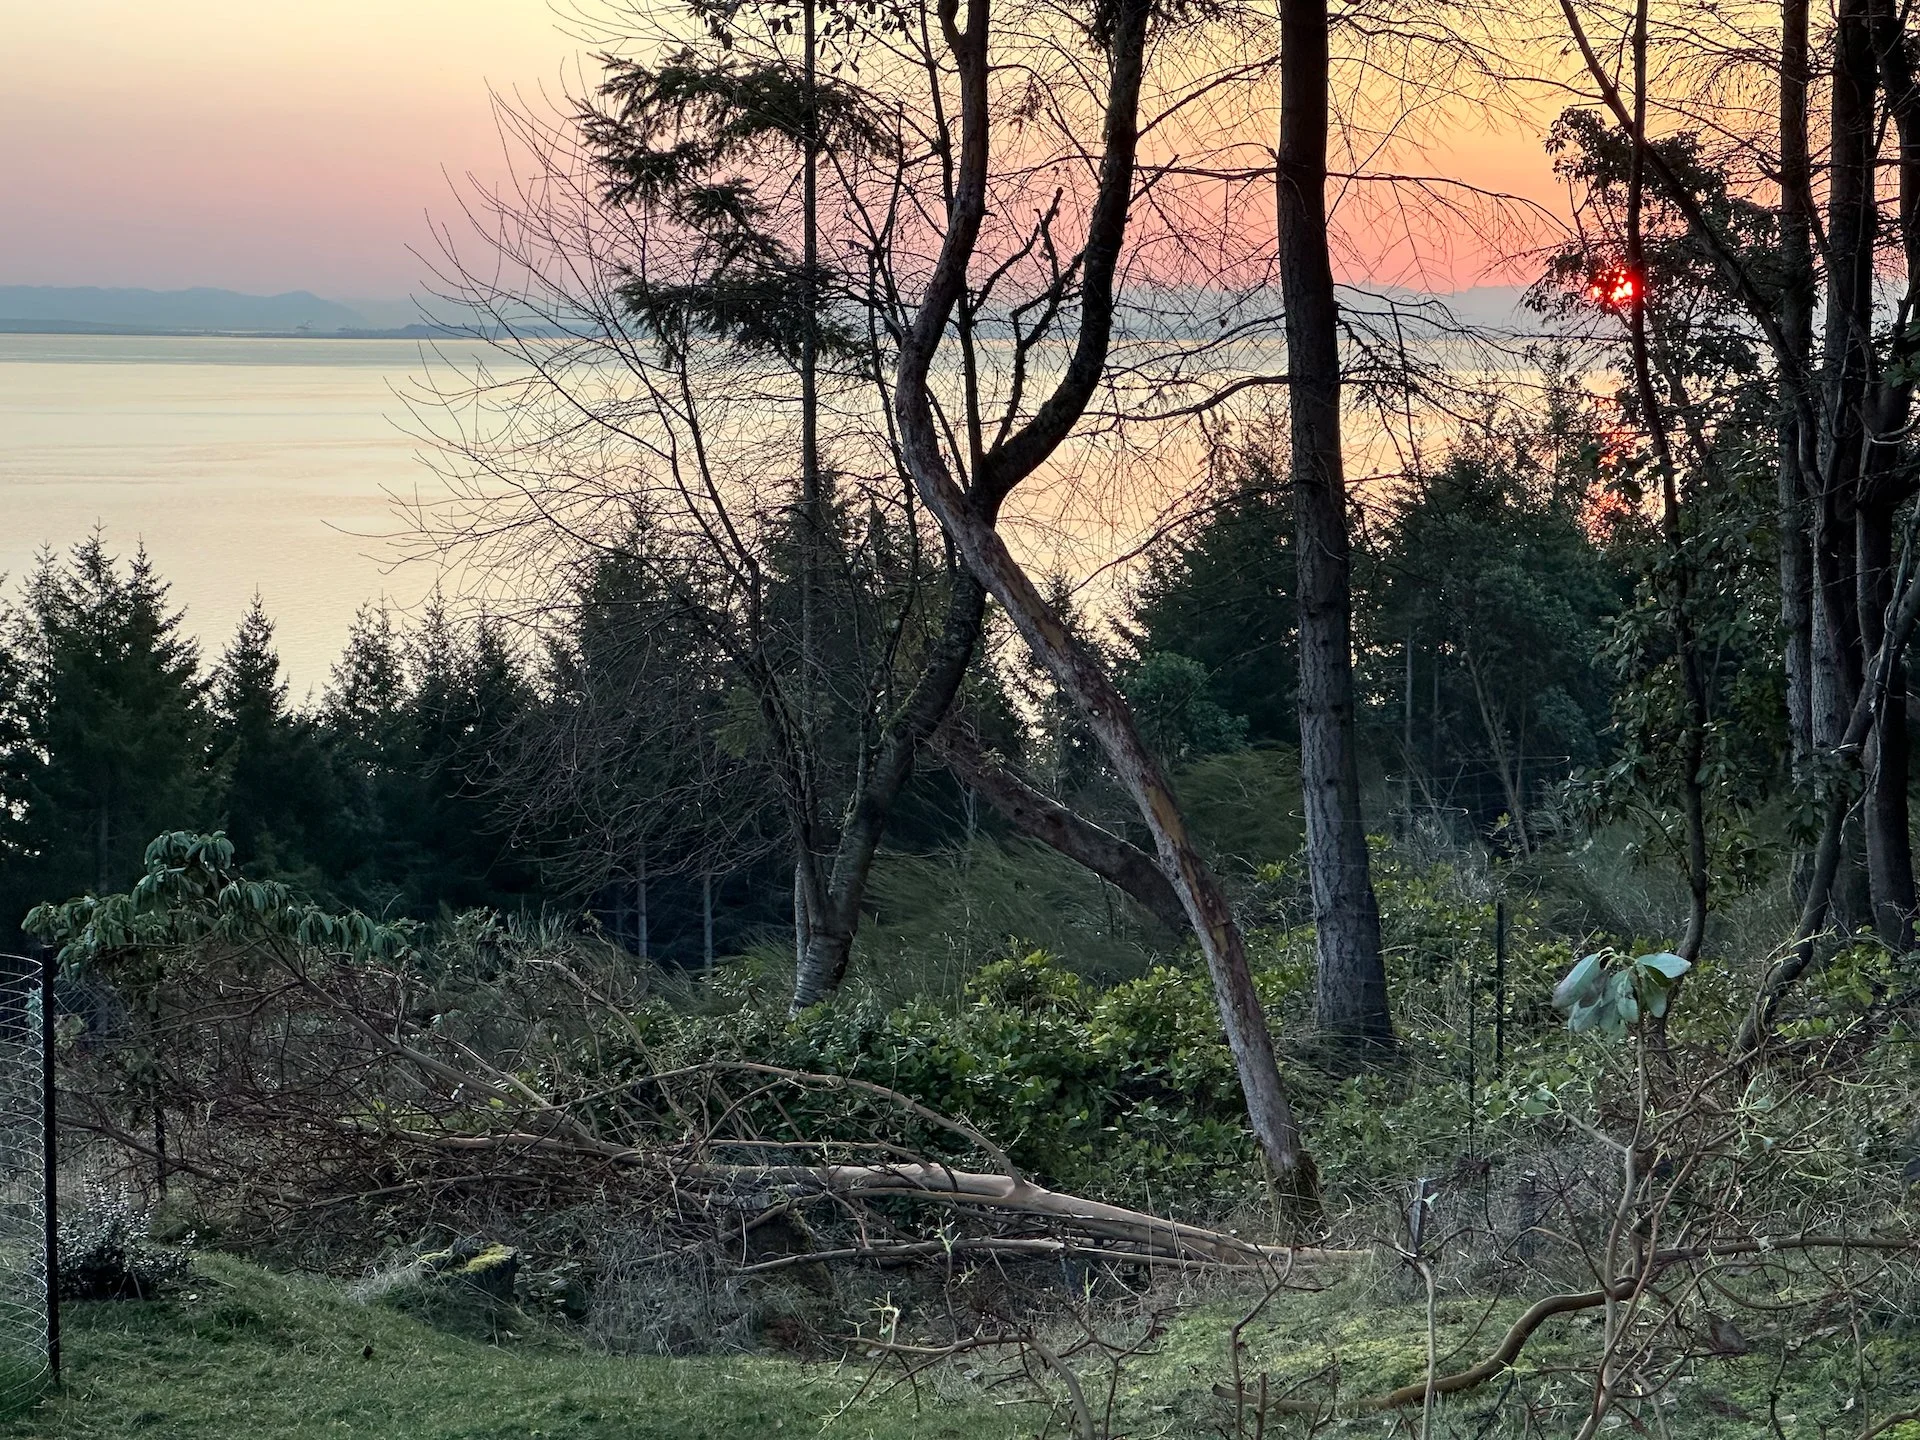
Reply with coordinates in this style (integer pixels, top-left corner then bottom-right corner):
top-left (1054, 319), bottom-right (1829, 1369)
top-left (789, 574), bottom-right (988, 1010)
top-left (931, 721), bottom-right (1192, 933)
top-left (1277, 0), bottom-right (1392, 1057)
top-left (889, 0), bottom-right (1316, 1202)
top-left (923, 509), bottom-right (1317, 1200)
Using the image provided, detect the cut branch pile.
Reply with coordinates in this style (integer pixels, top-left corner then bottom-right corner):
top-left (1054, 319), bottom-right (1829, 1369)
top-left (56, 937), bottom-right (1353, 1282)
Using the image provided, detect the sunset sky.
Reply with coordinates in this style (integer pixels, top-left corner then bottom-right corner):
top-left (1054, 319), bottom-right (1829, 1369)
top-left (0, 1), bottom-right (1566, 301)
top-left (1, 1), bottom-right (587, 298)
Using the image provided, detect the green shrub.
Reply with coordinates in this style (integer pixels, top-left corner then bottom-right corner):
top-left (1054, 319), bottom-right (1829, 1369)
top-left (516, 854), bottom-right (1625, 1212)
top-left (58, 1180), bottom-right (194, 1301)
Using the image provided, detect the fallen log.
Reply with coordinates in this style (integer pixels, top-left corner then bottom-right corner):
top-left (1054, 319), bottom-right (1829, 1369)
top-left (692, 1162), bottom-right (1363, 1270)
top-left (341, 1122), bottom-right (1359, 1272)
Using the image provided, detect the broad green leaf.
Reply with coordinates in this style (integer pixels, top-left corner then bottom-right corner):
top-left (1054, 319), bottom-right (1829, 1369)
top-left (1553, 952), bottom-right (1606, 1010)
top-left (1636, 951), bottom-right (1691, 980)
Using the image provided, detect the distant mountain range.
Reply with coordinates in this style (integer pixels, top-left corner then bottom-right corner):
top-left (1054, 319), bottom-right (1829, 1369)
top-left (0, 286), bottom-right (463, 337)
top-left (0, 282), bottom-right (1543, 340)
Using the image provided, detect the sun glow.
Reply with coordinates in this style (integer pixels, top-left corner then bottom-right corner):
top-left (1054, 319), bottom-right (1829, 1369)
top-left (1586, 265), bottom-right (1641, 310)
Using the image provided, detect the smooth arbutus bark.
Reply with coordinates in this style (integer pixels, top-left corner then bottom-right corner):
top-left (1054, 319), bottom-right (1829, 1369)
top-left (890, 0), bottom-right (1317, 1202)
top-left (1276, 0), bottom-right (1392, 1057)
top-left (930, 721), bottom-right (1191, 935)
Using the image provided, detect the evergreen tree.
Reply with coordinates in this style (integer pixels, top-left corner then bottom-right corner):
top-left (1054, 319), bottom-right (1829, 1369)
top-left (316, 603), bottom-right (410, 910)
top-left (324, 602), bottom-right (407, 758)
top-left (318, 599), bottom-right (540, 917)
top-left (1127, 464), bottom-right (1298, 748)
top-left (210, 594), bottom-right (342, 887)
top-left (1124, 652), bottom-right (1248, 765)
top-left (508, 543), bottom-right (787, 962)
top-left (0, 536), bottom-right (212, 936)
top-left (402, 609), bottom-right (540, 911)
top-left (0, 614), bottom-right (35, 900)
top-left (1010, 575), bottom-right (1108, 801)
top-left (1366, 445), bottom-right (1627, 851)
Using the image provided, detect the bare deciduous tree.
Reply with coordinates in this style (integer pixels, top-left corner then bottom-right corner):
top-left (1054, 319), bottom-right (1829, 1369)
top-left (882, 0), bottom-right (1318, 1199)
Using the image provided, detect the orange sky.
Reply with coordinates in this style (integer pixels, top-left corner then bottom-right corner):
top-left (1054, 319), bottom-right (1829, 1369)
top-left (0, 1), bottom-right (1568, 299)
top-left (1, 1), bottom-right (587, 297)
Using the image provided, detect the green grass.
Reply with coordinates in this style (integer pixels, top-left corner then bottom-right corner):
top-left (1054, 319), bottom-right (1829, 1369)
top-left (0, 1356), bottom-right (49, 1422)
top-left (1, 1256), bottom-right (1030, 1440)
top-left (1105, 1271), bottom-right (1920, 1439)
top-left (13, 1255), bottom-right (1919, 1439)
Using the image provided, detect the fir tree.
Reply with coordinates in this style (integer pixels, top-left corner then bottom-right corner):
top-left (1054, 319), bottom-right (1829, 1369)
top-left (1126, 467), bottom-right (1298, 749)
top-left (324, 602), bottom-right (406, 756)
top-left (211, 594), bottom-right (341, 886)
top-left (318, 599), bottom-right (539, 917)
top-left (0, 536), bottom-right (212, 935)
top-left (317, 602), bottom-right (413, 909)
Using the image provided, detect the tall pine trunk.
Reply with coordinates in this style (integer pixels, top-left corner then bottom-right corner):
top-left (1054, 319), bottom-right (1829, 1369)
top-left (1778, 0), bottom-right (1816, 789)
top-left (1814, 0), bottom-right (1879, 929)
top-left (1277, 0), bottom-right (1392, 1056)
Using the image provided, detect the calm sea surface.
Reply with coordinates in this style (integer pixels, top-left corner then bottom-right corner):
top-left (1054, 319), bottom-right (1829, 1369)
top-left (0, 334), bottom-right (496, 696)
top-left (2, 331), bottom-right (1530, 698)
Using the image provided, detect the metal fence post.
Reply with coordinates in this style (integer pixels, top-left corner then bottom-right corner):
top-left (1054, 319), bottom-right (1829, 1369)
top-left (1493, 898), bottom-right (1508, 1078)
top-left (39, 949), bottom-right (58, 1382)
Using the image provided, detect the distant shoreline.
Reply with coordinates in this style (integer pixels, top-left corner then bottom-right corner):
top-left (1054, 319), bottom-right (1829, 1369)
top-left (0, 318), bottom-right (467, 340)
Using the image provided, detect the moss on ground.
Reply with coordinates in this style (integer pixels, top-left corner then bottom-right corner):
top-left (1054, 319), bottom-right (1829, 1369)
top-left (10, 1255), bottom-right (1919, 1439)
top-left (1101, 1270), bottom-right (1920, 1438)
top-left (1, 1255), bottom-right (1029, 1440)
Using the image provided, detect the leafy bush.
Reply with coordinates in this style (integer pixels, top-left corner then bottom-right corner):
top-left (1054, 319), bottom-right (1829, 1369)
top-left (490, 853), bottom-right (1606, 1212)
top-left (58, 1180), bottom-right (194, 1300)
top-left (1551, 948), bottom-right (1690, 1034)
top-left (546, 947), bottom-right (1280, 1211)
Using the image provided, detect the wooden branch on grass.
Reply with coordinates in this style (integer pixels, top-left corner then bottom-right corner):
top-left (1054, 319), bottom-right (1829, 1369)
top-left (1213, 1229), bottom-right (1919, 1417)
top-left (706, 1162), bottom-right (1360, 1269)
top-left (341, 1122), bottom-right (1357, 1272)
top-left (1214, 1280), bottom-right (1637, 1416)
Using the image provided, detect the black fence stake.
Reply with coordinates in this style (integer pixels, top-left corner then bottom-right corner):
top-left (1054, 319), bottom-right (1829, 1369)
top-left (39, 948), bottom-right (59, 1382)
top-left (1465, 950), bottom-right (1477, 1159)
top-left (1494, 898), bottom-right (1508, 1078)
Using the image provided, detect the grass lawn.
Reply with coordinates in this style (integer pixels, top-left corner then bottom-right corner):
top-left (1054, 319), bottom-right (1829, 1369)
top-left (0, 1255), bottom-right (1030, 1440)
top-left (10, 1252), bottom-right (1918, 1439)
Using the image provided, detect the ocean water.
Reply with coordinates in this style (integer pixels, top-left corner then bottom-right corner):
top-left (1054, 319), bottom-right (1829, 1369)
top-left (0, 334), bottom-right (494, 697)
top-left (0, 330), bottom-right (1526, 700)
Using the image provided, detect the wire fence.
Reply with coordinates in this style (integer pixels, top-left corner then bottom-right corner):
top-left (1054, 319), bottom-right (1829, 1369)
top-left (0, 954), bottom-right (53, 1414)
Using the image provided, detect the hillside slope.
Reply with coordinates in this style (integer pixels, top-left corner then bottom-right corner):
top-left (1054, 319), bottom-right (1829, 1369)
top-left (1, 1256), bottom-right (1021, 1440)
